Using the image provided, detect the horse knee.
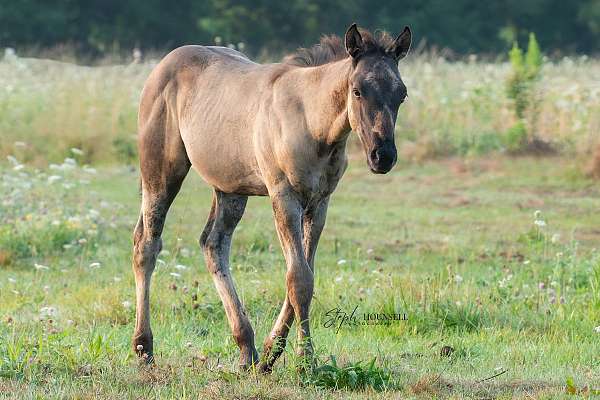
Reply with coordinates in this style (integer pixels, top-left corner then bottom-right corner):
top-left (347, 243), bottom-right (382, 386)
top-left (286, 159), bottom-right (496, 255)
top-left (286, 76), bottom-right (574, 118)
top-left (133, 234), bottom-right (162, 272)
top-left (201, 234), bottom-right (223, 271)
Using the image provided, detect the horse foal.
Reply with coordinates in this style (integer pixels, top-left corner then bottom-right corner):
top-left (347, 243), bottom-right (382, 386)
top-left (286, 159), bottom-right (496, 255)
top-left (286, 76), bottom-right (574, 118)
top-left (132, 23), bottom-right (412, 371)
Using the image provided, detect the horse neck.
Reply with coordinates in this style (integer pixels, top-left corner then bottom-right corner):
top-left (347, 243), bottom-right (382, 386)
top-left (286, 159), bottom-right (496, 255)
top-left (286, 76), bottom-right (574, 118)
top-left (298, 58), bottom-right (352, 145)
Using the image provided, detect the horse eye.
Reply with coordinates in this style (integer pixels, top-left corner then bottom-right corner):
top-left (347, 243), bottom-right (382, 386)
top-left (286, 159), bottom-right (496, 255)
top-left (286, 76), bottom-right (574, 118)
top-left (353, 89), bottom-right (361, 98)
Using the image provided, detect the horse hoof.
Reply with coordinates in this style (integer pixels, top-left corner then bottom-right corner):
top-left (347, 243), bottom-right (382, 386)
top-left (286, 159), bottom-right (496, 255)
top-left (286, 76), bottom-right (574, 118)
top-left (257, 361), bottom-right (273, 374)
top-left (295, 351), bottom-right (315, 373)
top-left (137, 352), bottom-right (155, 366)
top-left (133, 341), bottom-right (155, 365)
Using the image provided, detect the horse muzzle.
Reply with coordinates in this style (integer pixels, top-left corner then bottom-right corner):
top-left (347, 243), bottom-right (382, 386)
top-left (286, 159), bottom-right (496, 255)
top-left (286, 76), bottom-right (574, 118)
top-left (367, 140), bottom-right (397, 174)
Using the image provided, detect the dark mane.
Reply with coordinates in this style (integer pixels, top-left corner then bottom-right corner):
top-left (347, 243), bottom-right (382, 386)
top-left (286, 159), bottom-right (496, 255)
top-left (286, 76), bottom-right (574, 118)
top-left (283, 28), bottom-right (396, 67)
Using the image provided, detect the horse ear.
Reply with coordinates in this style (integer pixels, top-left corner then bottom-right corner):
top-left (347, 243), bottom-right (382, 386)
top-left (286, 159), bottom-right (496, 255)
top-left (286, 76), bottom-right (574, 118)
top-left (389, 26), bottom-right (412, 61)
top-left (345, 23), bottom-right (364, 58)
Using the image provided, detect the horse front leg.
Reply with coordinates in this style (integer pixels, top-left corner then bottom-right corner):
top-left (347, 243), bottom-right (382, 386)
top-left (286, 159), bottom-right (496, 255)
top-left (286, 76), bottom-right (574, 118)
top-left (260, 193), bottom-right (324, 372)
top-left (201, 190), bottom-right (258, 371)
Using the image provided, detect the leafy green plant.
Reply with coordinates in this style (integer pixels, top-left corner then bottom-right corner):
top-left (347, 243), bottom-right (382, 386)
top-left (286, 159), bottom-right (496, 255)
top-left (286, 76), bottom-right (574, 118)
top-left (305, 356), bottom-right (390, 391)
top-left (505, 33), bottom-right (543, 152)
top-left (0, 335), bottom-right (35, 379)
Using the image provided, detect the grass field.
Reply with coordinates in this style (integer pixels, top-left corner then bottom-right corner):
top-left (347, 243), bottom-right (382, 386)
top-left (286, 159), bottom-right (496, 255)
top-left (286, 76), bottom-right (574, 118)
top-left (1, 55), bottom-right (599, 165)
top-left (2, 152), bottom-right (600, 399)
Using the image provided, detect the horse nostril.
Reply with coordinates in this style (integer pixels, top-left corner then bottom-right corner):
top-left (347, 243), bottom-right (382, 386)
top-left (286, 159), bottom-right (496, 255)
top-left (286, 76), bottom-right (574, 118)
top-left (370, 148), bottom-right (379, 163)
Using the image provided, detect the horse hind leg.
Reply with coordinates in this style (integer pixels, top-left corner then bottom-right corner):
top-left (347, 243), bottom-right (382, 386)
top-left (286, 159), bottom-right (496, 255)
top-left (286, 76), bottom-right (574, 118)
top-left (132, 105), bottom-right (190, 362)
top-left (200, 190), bottom-right (259, 370)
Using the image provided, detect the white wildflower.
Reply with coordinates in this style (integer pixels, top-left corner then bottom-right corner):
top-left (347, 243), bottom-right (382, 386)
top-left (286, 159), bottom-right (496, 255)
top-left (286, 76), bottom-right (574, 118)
top-left (40, 306), bottom-right (57, 317)
top-left (337, 259), bottom-right (347, 265)
top-left (6, 155), bottom-right (18, 166)
top-left (454, 274), bottom-right (463, 283)
top-left (34, 263), bottom-right (49, 271)
top-left (4, 48), bottom-right (16, 58)
top-left (122, 301), bottom-right (132, 309)
top-left (175, 264), bottom-right (188, 270)
top-left (89, 262), bottom-right (101, 269)
top-left (170, 272), bottom-right (181, 278)
top-left (595, 326), bottom-right (600, 333)
top-left (47, 175), bottom-right (62, 184)
top-left (70, 148), bottom-right (84, 155)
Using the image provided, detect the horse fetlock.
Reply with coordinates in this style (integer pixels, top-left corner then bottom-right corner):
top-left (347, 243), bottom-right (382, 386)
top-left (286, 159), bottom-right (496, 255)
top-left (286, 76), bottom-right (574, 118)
top-left (259, 335), bottom-right (287, 373)
top-left (295, 339), bottom-right (315, 372)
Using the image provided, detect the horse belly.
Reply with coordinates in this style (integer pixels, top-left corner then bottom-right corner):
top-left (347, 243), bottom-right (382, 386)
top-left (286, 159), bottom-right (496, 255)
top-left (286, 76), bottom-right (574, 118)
top-left (181, 126), bottom-right (267, 196)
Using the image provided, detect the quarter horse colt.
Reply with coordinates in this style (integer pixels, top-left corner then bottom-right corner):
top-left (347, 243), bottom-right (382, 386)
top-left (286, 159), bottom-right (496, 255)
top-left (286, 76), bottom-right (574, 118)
top-left (132, 23), bottom-right (411, 372)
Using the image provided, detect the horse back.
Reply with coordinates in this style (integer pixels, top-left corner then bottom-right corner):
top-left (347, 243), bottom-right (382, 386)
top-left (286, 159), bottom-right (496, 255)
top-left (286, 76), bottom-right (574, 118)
top-left (139, 45), bottom-right (279, 195)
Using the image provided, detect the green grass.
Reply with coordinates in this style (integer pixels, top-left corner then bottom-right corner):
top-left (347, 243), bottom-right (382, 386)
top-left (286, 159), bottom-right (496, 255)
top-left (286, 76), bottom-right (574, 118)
top-left (1, 154), bottom-right (600, 398)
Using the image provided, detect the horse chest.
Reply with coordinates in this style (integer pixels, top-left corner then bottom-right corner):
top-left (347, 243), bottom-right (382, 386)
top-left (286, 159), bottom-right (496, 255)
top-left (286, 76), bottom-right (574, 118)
top-left (289, 151), bottom-right (348, 203)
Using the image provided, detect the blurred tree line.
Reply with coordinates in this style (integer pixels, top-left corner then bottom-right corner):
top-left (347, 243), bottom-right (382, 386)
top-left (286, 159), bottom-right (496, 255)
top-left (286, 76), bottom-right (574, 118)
top-left (1, 0), bottom-right (599, 57)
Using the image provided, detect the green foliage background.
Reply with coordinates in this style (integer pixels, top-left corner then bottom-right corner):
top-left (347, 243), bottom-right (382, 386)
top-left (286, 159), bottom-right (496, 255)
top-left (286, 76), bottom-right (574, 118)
top-left (1, 0), bottom-right (599, 56)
